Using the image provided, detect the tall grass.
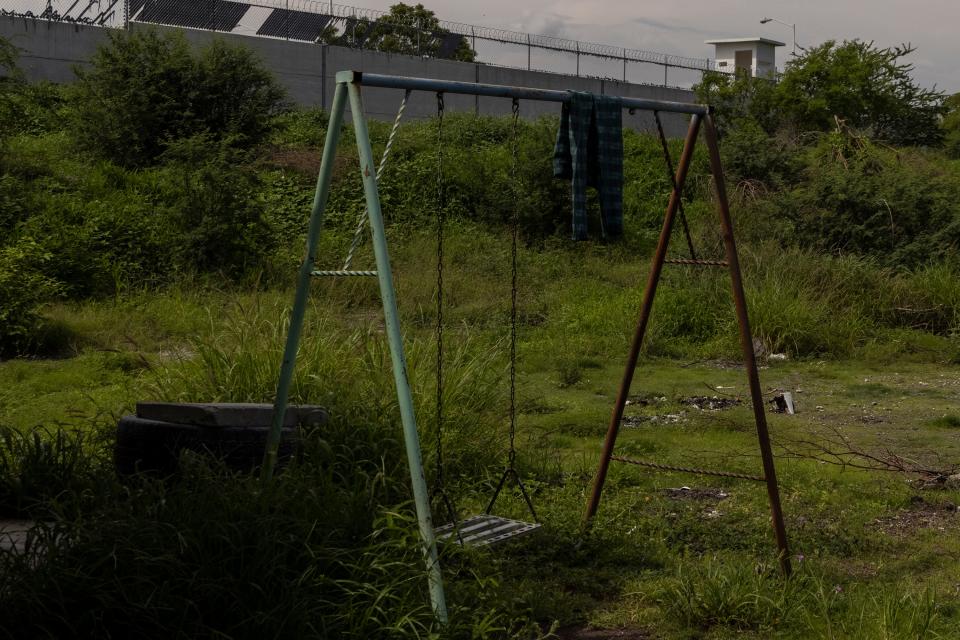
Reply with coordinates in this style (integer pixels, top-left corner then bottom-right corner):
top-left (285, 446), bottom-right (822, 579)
top-left (0, 424), bottom-right (112, 517)
top-left (656, 557), bottom-right (947, 638)
top-left (0, 415), bottom-right (544, 638)
top-left (149, 295), bottom-right (511, 486)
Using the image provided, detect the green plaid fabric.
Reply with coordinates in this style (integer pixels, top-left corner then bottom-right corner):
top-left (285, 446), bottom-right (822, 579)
top-left (553, 91), bottom-right (624, 241)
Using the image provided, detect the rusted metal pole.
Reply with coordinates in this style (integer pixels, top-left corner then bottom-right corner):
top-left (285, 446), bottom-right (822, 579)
top-left (654, 111), bottom-right (698, 261)
top-left (583, 114), bottom-right (702, 527)
top-left (702, 114), bottom-right (792, 576)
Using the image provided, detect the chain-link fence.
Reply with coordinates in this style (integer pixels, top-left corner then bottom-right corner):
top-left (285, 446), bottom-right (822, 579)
top-left (0, 1), bottom-right (726, 86)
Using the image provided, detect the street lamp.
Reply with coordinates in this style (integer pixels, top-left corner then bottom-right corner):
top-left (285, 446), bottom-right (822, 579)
top-left (760, 17), bottom-right (797, 56)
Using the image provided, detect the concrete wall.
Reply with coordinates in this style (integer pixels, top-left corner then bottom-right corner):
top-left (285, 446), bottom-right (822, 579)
top-left (1, 15), bottom-right (696, 136)
top-left (755, 44), bottom-right (777, 78)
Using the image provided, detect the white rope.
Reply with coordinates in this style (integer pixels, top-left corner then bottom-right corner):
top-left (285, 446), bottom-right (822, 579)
top-left (342, 89), bottom-right (410, 270)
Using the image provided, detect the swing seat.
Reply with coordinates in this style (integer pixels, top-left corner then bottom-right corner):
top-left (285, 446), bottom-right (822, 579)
top-left (434, 514), bottom-right (541, 547)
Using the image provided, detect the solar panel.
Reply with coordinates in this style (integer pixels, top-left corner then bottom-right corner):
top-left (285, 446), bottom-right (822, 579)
top-left (257, 9), bottom-right (332, 42)
top-left (136, 0), bottom-right (249, 32)
top-left (128, 0), bottom-right (147, 20)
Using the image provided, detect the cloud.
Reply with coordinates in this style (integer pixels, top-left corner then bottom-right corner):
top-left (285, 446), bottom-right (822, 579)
top-left (632, 17), bottom-right (718, 37)
top-left (515, 10), bottom-right (573, 38)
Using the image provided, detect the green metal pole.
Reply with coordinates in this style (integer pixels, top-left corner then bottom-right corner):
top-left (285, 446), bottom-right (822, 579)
top-left (261, 83), bottom-right (348, 484)
top-left (343, 73), bottom-right (449, 624)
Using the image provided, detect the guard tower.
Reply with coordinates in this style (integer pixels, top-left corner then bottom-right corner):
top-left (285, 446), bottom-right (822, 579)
top-left (705, 37), bottom-right (784, 77)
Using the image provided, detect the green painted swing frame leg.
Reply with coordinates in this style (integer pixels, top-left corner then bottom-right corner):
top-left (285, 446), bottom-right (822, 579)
top-left (260, 77), bottom-right (449, 623)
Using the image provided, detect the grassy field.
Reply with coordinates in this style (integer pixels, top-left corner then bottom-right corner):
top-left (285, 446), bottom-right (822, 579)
top-left (3, 223), bottom-right (960, 638)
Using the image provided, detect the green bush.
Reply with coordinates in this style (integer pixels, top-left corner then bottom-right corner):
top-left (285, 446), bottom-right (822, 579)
top-left (3, 135), bottom-right (273, 298)
top-left (150, 135), bottom-right (275, 276)
top-left (783, 139), bottom-right (960, 266)
top-left (944, 93), bottom-right (960, 159)
top-left (720, 119), bottom-right (800, 188)
top-left (0, 35), bottom-right (23, 138)
top-left (0, 238), bottom-right (61, 356)
top-left (70, 29), bottom-right (286, 168)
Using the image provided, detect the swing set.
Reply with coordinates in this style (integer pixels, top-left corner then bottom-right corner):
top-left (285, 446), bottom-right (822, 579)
top-left (260, 70), bottom-right (791, 624)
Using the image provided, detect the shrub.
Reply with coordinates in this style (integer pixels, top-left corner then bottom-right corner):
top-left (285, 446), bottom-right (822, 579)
top-left (0, 238), bottom-right (61, 356)
top-left (150, 135), bottom-right (275, 276)
top-left (782, 138), bottom-right (960, 267)
top-left (720, 119), bottom-right (800, 188)
top-left (0, 35), bottom-right (24, 139)
top-left (70, 29), bottom-right (286, 167)
top-left (944, 93), bottom-right (960, 159)
top-left (192, 39), bottom-right (288, 148)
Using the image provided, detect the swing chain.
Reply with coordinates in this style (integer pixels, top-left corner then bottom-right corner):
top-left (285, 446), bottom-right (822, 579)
top-left (433, 90), bottom-right (447, 496)
top-left (431, 93), bottom-right (461, 533)
top-left (485, 99), bottom-right (539, 524)
top-left (508, 97), bottom-right (520, 470)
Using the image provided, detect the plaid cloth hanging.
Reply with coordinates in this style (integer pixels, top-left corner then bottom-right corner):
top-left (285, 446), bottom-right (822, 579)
top-left (553, 92), bottom-right (624, 241)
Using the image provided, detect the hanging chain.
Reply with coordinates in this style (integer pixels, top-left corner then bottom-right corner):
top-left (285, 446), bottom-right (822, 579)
top-left (343, 90), bottom-right (411, 270)
top-left (508, 98), bottom-right (520, 470)
top-left (484, 99), bottom-right (538, 523)
top-left (434, 91), bottom-right (446, 493)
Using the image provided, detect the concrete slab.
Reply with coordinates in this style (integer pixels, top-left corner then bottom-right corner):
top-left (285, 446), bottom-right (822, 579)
top-left (135, 403), bottom-right (328, 428)
top-left (0, 519), bottom-right (34, 554)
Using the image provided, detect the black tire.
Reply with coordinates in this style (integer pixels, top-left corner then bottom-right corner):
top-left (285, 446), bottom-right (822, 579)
top-left (115, 416), bottom-right (298, 476)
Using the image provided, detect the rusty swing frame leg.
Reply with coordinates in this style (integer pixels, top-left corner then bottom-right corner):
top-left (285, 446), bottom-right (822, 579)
top-left (582, 113), bottom-right (791, 577)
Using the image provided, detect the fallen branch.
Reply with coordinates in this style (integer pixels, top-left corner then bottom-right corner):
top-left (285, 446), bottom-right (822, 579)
top-left (775, 424), bottom-right (956, 482)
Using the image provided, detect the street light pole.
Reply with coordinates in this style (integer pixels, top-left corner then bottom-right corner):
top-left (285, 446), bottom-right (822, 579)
top-left (760, 17), bottom-right (796, 56)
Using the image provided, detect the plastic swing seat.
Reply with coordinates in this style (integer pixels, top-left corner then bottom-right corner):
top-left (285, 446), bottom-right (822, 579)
top-left (434, 514), bottom-right (541, 547)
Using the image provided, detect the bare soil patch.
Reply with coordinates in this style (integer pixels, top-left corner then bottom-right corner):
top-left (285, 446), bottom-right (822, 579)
top-left (662, 486), bottom-right (730, 501)
top-left (681, 396), bottom-right (742, 411)
top-left (872, 496), bottom-right (959, 536)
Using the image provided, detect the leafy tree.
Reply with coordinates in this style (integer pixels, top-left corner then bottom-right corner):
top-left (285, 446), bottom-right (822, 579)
top-left (695, 70), bottom-right (779, 137)
top-left (335, 3), bottom-right (475, 62)
top-left (71, 30), bottom-right (195, 167)
top-left (71, 30), bottom-right (286, 167)
top-left (776, 41), bottom-right (945, 146)
top-left (696, 40), bottom-right (945, 147)
top-left (192, 39), bottom-right (287, 148)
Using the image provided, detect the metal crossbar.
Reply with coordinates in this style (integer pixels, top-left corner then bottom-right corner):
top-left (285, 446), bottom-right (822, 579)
top-left (610, 455), bottom-right (765, 482)
top-left (664, 258), bottom-right (728, 267)
top-left (342, 72), bottom-right (710, 116)
top-left (311, 270), bottom-right (378, 277)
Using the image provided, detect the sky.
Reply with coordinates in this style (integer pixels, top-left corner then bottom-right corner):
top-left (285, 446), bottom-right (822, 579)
top-left (6, 0), bottom-right (956, 91)
top-left (355, 0), bottom-right (958, 92)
